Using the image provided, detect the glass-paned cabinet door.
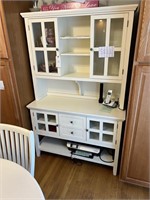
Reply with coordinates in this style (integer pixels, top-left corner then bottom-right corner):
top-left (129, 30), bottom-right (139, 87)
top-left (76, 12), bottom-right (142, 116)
top-left (29, 19), bottom-right (61, 76)
top-left (34, 111), bottom-right (59, 137)
top-left (87, 118), bottom-right (117, 148)
top-left (87, 118), bottom-right (101, 145)
top-left (101, 120), bottom-right (117, 148)
top-left (90, 14), bottom-right (128, 80)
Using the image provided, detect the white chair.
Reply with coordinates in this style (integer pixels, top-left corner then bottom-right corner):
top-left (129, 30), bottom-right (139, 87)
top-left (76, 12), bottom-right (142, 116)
top-left (0, 123), bottom-right (35, 176)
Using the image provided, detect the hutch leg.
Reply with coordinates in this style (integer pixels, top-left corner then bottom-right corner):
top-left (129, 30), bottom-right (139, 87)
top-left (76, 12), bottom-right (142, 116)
top-left (113, 121), bottom-right (123, 176)
top-left (35, 134), bottom-right (41, 156)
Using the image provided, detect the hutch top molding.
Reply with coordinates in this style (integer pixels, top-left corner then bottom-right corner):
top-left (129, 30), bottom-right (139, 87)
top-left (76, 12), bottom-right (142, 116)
top-left (21, 4), bottom-right (138, 18)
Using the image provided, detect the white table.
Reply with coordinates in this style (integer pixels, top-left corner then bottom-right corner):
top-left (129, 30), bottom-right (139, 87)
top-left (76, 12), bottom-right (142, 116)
top-left (0, 158), bottom-right (45, 200)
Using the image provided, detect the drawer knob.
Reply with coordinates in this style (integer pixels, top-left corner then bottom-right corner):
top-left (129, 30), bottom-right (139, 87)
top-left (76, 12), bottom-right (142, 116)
top-left (71, 131), bottom-right (74, 134)
top-left (70, 121), bottom-right (73, 124)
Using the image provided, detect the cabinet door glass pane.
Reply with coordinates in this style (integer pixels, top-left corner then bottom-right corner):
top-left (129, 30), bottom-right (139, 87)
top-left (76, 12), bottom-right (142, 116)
top-left (47, 51), bottom-right (57, 73)
top-left (110, 18), bottom-right (123, 47)
top-left (108, 52), bottom-right (120, 76)
top-left (32, 23), bottom-right (43, 47)
top-left (38, 123), bottom-right (46, 131)
top-left (102, 134), bottom-right (113, 143)
top-left (48, 125), bottom-right (57, 132)
top-left (44, 22), bottom-right (55, 47)
top-left (37, 113), bottom-right (45, 121)
top-left (89, 120), bottom-right (100, 130)
top-left (94, 19), bottom-right (106, 47)
top-left (103, 122), bottom-right (114, 132)
top-left (93, 52), bottom-right (104, 75)
top-left (36, 51), bottom-right (46, 72)
top-left (47, 114), bottom-right (56, 123)
top-left (89, 132), bottom-right (100, 140)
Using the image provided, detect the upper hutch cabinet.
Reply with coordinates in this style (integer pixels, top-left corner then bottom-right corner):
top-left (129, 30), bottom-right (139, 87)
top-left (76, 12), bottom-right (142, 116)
top-left (21, 5), bottom-right (137, 110)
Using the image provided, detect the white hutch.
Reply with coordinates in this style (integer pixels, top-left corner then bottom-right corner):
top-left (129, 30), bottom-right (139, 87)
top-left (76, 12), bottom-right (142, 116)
top-left (21, 4), bottom-right (137, 175)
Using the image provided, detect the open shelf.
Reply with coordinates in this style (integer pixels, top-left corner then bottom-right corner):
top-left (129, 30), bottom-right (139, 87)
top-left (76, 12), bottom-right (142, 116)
top-left (40, 137), bottom-right (114, 167)
top-left (40, 137), bottom-right (70, 157)
top-left (61, 52), bottom-right (90, 56)
top-left (72, 154), bottom-right (114, 167)
top-left (60, 36), bottom-right (90, 39)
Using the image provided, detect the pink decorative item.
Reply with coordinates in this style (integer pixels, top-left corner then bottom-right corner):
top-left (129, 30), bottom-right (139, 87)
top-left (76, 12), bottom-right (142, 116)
top-left (41, 0), bottom-right (99, 11)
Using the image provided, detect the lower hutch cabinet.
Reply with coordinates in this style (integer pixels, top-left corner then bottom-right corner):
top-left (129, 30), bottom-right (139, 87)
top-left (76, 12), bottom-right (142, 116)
top-left (21, 4), bottom-right (137, 175)
top-left (120, 0), bottom-right (150, 187)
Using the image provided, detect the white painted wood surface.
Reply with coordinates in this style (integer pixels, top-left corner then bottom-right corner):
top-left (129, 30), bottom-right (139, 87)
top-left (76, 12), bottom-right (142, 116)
top-left (27, 94), bottom-right (125, 121)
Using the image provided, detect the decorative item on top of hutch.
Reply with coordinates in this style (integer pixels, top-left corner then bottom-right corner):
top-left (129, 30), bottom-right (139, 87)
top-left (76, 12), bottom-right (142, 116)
top-left (21, 4), bottom-right (137, 175)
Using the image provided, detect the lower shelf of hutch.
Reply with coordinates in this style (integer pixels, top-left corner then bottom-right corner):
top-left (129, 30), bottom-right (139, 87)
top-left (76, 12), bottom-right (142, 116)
top-left (39, 136), bottom-right (114, 167)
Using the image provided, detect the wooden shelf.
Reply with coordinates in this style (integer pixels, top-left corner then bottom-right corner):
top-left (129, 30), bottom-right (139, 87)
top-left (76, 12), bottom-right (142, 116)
top-left (35, 73), bottom-right (122, 83)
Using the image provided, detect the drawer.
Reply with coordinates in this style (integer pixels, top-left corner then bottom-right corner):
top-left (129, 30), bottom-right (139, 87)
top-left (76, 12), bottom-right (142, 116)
top-left (59, 114), bottom-right (86, 129)
top-left (59, 127), bottom-right (86, 141)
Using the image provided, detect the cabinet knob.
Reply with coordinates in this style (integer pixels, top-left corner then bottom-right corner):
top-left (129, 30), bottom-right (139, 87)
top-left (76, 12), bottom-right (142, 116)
top-left (56, 48), bottom-right (59, 51)
top-left (86, 129), bottom-right (88, 132)
top-left (70, 121), bottom-right (73, 124)
top-left (90, 48), bottom-right (93, 51)
top-left (71, 131), bottom-right (74, 134)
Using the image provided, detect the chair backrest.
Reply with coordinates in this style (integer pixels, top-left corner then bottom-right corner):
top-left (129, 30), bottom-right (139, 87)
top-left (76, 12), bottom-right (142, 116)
top-left (0, 123), bottom-right (35, 176)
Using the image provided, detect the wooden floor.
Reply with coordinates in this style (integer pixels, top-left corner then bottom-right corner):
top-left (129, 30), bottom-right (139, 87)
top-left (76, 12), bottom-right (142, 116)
top-left (35, 152), bottom-right (149, 199)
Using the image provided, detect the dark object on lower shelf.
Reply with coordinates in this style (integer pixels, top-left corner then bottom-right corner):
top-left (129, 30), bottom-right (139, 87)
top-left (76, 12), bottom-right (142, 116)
top-left (72, 149), bottom-right (94, 159)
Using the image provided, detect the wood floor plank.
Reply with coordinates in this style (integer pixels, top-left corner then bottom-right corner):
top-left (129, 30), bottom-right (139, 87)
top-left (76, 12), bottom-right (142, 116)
top-left (35, 152), bottom-right (149, 199)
